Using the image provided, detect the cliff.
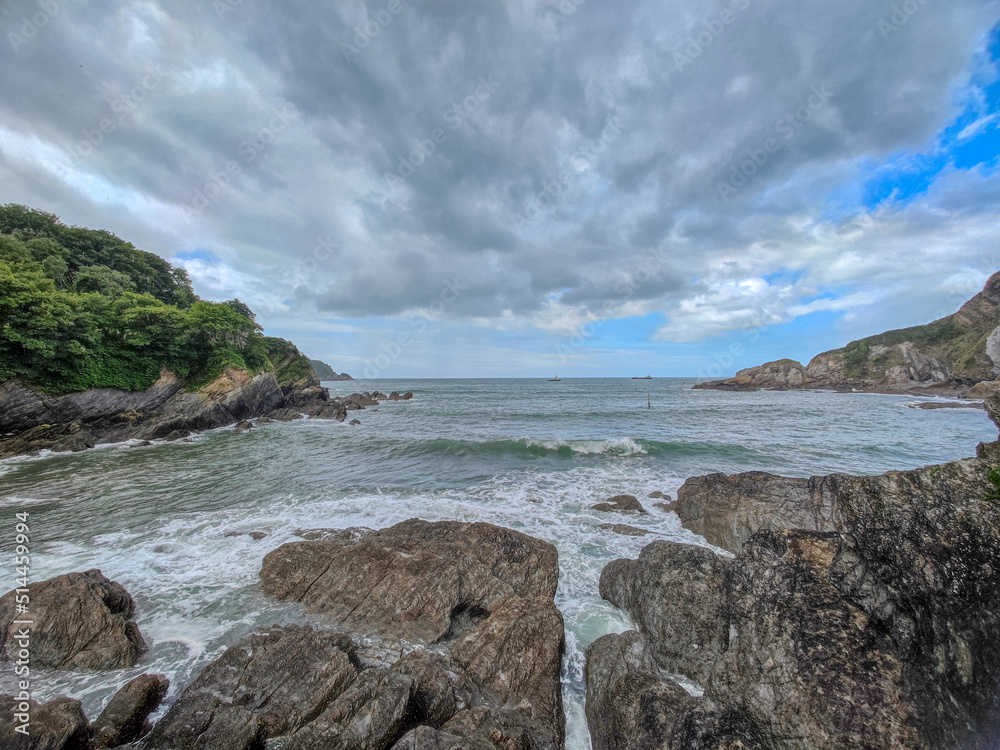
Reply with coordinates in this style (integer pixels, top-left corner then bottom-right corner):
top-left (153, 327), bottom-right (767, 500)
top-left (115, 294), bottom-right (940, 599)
top-left (695, 271), bottom-right (1000, 394)
top-left (309, 359), bottom-right (354, 381)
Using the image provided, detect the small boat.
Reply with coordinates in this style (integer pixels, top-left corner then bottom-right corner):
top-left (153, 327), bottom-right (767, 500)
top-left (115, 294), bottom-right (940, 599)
top-left (548, 376), bottom-right (561, 381)
top-left (632, 375), bottom-right (652, 380)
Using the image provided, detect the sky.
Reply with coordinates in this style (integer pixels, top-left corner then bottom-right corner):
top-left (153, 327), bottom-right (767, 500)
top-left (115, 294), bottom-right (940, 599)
top-left (1, 0), bottom-right (999, 378)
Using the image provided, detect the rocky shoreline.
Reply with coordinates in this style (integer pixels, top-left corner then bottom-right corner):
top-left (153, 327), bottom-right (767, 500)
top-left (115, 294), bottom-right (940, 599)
top-left (5, 404), bottom-right (1000, 749)
top-left (695, 272), bottom-right (1000, 397)
top-left (0, 369), bottom-right (413, 459)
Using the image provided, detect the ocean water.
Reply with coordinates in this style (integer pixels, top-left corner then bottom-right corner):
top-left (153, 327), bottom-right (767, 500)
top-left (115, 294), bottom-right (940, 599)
top-left (0, 377), bottom-right (994, 748)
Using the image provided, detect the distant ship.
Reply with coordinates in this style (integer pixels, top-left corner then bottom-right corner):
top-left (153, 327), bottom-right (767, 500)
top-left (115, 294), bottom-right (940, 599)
top-left (548, 376), bottom-right (562, 381)
top-left (632, 375), bottom-right (652, 379)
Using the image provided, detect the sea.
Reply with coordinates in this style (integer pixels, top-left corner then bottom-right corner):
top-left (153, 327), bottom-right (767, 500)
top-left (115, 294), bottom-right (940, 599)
top-left (0, 378), bottom-right (995, 748)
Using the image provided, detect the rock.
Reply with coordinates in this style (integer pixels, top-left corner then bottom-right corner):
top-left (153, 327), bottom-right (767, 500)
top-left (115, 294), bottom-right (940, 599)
top-left (654, 501), bottom-right (678, 513)
top-left (264, 407), bottom-right (303, 422)
top-left (694, 359), bottom-right (808, 391)
top-left (91, 673), bottom-right (169, 748)
top-left (249, 531), bottom-right (266, 540)
top-left (234, 420), bottom-right (254, 432)
top-left (674, 471), bottom-right (841, 553)
top-left (669, 697), bottom-right (773, 750)
top-left (969, 379), bottom-right (1000, 399)
top-left (403, 392), bottom-right (414, 399)
top-left (140, 697), bottom-right (265, 750)
top-left (585, 631), bottom-right (691, 750)
top-left (908, 401), bottom-right (983, 410)
top-left (392, 724), bottom-right (495, 750)
top-left (392, 650), bottom-right (460, 728)
top-left (0, 695), bottom-right (90, 750)
top-left (599, 542), bottom-right (730, 685)
top-left (51, 430), bottom-right (96, 453)
top-left (349, 419), bottom-right (361, 425)
top-left (440, 706), bottom-right (561, 750)
top-left (260, 519), bottom-right (559, 644)
top-left (144, 625), bottom-right (359, 744)
top-left (648, 491), bottom-right (672, 500)
top-left (598, 523), bottom-right (649, 536)
top-left (712, 529), bottom-right (923, 750)
top-left (163, 429), bottom-right (191, 441)
top-left (281, 668), bottom-right (417, 750)
top-left (0, 570), bottom-right (145, 670)
top-left (450, 596), bottom-right (565, 742)
top-left (592, 494), bottom-right (648, 514)
top-left (134, 440), bottom-right (153, 447)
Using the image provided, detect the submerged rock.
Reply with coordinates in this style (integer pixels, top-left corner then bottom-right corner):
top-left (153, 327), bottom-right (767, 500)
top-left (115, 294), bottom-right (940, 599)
top-left (0, 570), bottom-right (145, 670)
top-left (592, 494), bottom-right (648, 514)
top-left (598, 523), bottom-right (649, 536)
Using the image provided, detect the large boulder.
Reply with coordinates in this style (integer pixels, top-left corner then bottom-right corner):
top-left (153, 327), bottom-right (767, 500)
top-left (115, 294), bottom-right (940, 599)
top-left (91, 673), bottom-right (169, 748)
top-left (599, 542), bottom-right (730, 685)
top-left (260, 519), bottom-right (559, 644)
top-left (0, 695), bottom-right (90, 750)
top-left (141, 625), bottom-right (359, 748)
top-left (585, 631), bottom-right (691, 750)
top-left (0, 570), bottom-right (145, 670)
top-left (673, 471), bottom-right (840, 553)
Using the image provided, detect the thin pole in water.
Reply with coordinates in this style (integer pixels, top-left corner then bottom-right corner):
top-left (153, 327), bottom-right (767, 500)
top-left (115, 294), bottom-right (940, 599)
top-left (647, 393), bottom-right (651, 409)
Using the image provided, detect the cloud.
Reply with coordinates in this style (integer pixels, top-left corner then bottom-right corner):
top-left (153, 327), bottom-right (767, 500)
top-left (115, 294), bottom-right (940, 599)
top-left (1, 0), bottom-right (999, 373)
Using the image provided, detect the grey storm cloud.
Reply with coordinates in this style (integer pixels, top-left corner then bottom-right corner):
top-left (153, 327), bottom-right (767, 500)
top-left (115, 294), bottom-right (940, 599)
top-left (1, 0), bottom-right (998, 333)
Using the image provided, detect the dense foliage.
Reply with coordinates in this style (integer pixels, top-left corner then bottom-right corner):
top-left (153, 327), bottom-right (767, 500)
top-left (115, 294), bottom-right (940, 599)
top-left (0, 204), bottom-right (296, 394)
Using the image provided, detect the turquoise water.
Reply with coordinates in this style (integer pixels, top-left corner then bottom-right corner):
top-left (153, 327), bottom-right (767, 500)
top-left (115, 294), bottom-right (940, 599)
top-left (0, 378), bottom-right (994, 748)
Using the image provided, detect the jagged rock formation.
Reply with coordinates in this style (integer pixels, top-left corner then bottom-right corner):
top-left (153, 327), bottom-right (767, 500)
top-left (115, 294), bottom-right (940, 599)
top-left (91, 674), bottom-right (169, 748)
top-left (0, 570), bottom-right (145, 671)
top-left (588, 418), bottom-right (1000, 749)
top-left (696, 271), bottom-right (1000, 394)
top-left (140, 520), bottom-right (567, 750)
top-left (308, 359), bottom-right (354, 380)
top-left (0, 695), bottom-right (90, 750)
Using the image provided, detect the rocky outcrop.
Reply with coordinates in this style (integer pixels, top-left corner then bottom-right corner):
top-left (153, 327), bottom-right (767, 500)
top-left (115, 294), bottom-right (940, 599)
top-left (591, 446), bottom-right (1000, 749)
top-left (696, 271), bottom-right (1000, 394)
top-left (0, 570), bottom-right (145, 670)
top-left (91, 674), bottom-right (169, 748)
top-left (261, 519), bottom-right (559, 644)
top-left (0, 373), bottom-right (420, 457)
top-left (673, 471), bottom-right (841, 552)
top-left (251, 520), bottom-right (565, 748)
top-left (0, 695), bottom-right (90, 750)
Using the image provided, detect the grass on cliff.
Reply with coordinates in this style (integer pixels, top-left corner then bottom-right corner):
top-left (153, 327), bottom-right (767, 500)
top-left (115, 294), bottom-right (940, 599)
top-left (0, 204), bottom-right (315, 395)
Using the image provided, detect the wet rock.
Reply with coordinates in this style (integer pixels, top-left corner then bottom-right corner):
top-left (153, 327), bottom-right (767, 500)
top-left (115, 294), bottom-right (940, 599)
top-left (450, 596), bottom-right (565, 742)
top-left (234, 420), bottom-right (254, 432)
top-left (281, 668), bottom-right (417, 750)
top-left (391, 724), bottom-right (494, 750)
top-left (673, 471), bottom-right (841, 553)
top-left (144, 625), bottom-right (359, 744)
top-left (392, 650), bottom-right (459, 728)
top-left (91, 673), bottom-right (169, 748)
top-left (654, 501), bottom-right (678, 513)
top-left (598, 523), bottom-right (649, 536)
top-left (585, 631), bottom-right (691, 750)
top-left (265, 408), bottom-right (303, 422)
top-left (599, 542), bottom-right (730, 685)
top-left (403, 392), bottom-right (414, 399)
top-left (349, 419), bottom-right (361, 426)
top-left (0, 695), bottom-right (90, 750)
top-left (163, 429), bottom-right (191, 442)
top-left (260, 519), bottom-right (559, 644)
top-left (0, 570), bottom-right (145, 670)
top-left (140, 697), bottom-right (265, 750)
top-left (669, 697), bottom-right (773, 750)
top-left (592, 494), bottom-right (648, 514)
top-left (649, 491), bottom-right (672, 500)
